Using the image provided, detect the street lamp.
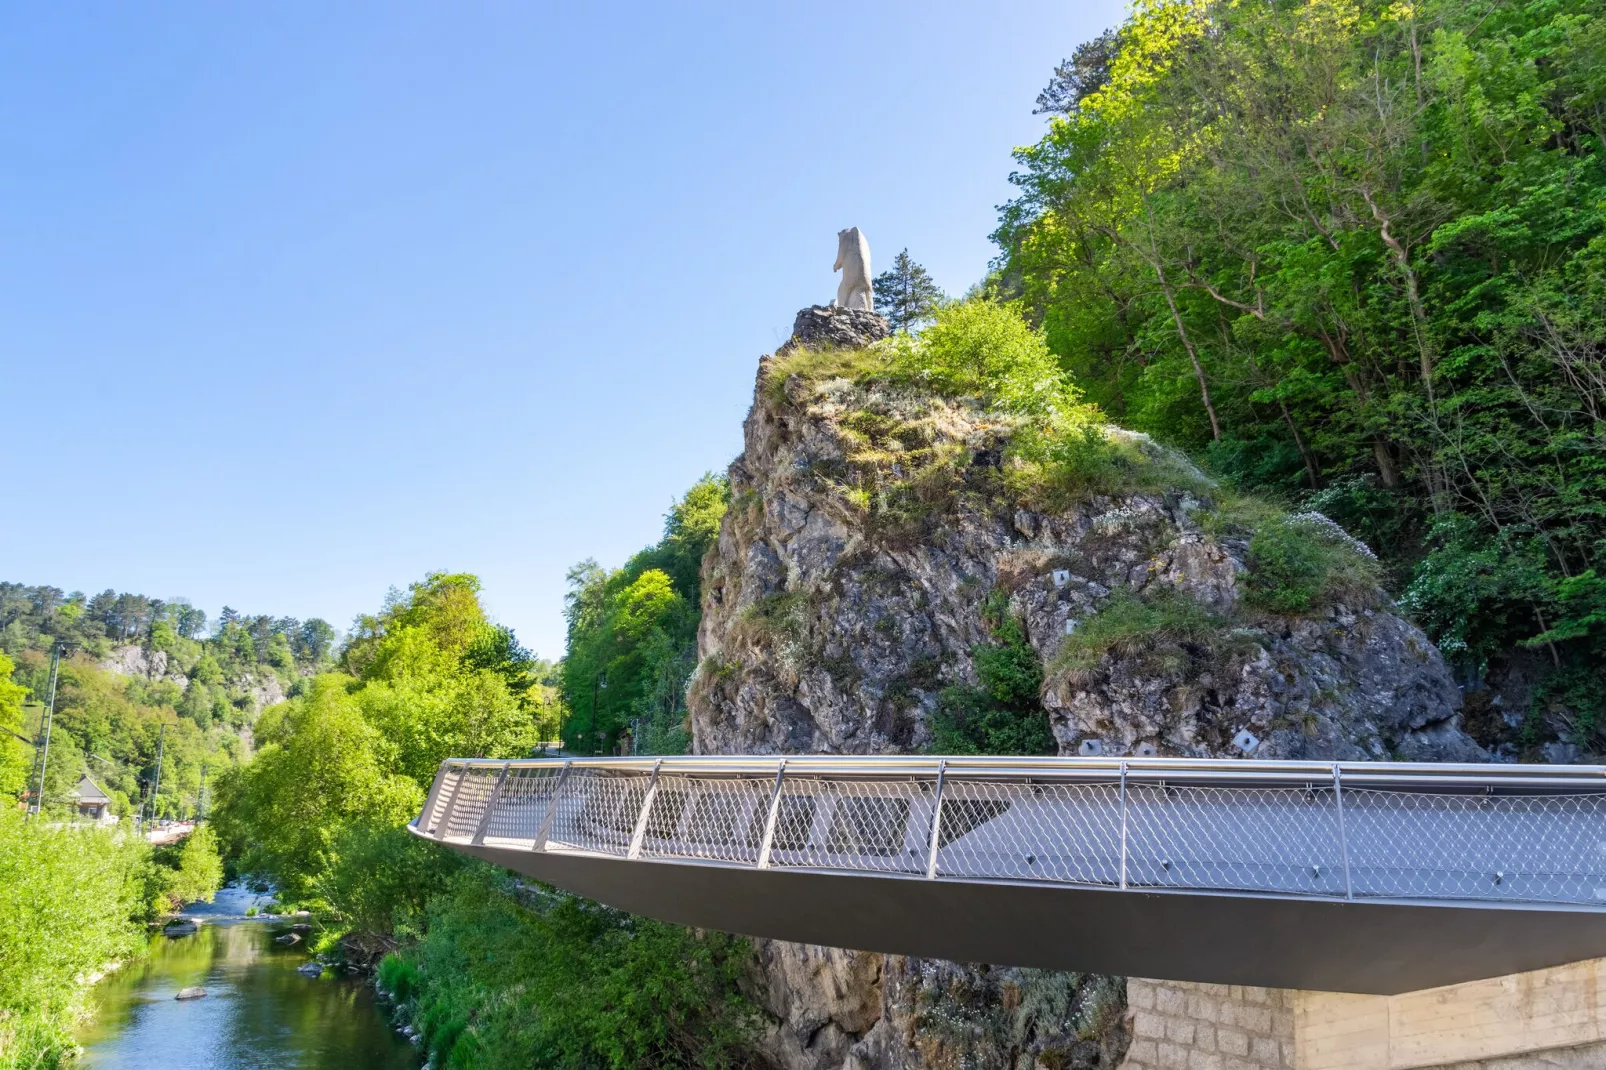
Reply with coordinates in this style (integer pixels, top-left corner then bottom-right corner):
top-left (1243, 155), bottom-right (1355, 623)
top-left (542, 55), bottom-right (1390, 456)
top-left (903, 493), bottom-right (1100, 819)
top-left (590, 673), bottom-right (607, 756)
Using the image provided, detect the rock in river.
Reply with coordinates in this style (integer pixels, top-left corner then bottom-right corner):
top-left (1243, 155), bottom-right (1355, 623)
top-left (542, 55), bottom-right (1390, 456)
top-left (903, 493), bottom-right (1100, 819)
top-left (175, 987), bottom-right (207, 1000)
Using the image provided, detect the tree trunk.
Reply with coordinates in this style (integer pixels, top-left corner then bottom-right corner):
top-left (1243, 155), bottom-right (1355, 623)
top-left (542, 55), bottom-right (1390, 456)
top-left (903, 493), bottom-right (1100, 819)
top-left (1277, 400), bottom-right (1321, 489)
top-left (1373, 440), bottom-right (1401, 488)
top-left (1155, 268), bottom-right (1223, 440)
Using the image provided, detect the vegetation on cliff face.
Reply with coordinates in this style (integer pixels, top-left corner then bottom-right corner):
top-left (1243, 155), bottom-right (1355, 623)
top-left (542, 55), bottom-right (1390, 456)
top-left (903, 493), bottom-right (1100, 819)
top-left (930, 590), bottom-right (1056, 755)
top-left (996, 0), bottom-right (1606, 747)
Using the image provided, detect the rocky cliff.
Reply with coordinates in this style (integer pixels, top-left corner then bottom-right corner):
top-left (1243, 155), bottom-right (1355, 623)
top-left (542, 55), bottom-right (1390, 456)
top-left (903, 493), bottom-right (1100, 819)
top-left (687, 306), bottom-right (1481, 1070)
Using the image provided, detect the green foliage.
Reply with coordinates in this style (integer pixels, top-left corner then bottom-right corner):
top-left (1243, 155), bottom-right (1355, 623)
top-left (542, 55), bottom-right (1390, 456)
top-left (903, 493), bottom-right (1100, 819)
top-left (316, 822), bottom-right (463, 942)
top-left (0, 808), bottom-right (151, 1068)
top-left (1052, 587), bottom-right (1224, 677)
top-left (0, 581), bottom-right (338, 821)
top-left (211, 675), bottom-right (422, 903)
top-left (0, 654), bottom-right (27, 800)
top-left (393, 867), bottom-right (759, 1069)
top-left (561, 476), bottom-right (728, 755)
top-left (999, 0), bottom-right (1606, 733)
top-left (208, 570), bottom-right (550, 966)
top-left (885, 298), bottom-right (1072, 417)
top-left (1244, 514), bottom-right (1383, 614)
top-left (768, 300), bottom-right (1206, 521)
top-left (931, 594), bottom-right (1055, 755)
top-left (145, 824), bottom-right (225, 916)
top-left (873, 249), bottom-right (946, 331)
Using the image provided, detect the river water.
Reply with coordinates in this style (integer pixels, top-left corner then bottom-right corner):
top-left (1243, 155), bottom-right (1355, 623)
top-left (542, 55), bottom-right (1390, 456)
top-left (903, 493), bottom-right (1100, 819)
top-left (77, 885), bottom-right (417, 1069)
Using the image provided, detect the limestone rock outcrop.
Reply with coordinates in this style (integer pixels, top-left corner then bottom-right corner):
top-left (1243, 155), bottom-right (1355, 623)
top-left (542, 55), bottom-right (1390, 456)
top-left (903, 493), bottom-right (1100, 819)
top-left (688, 306), bottom-right (1481, 1069)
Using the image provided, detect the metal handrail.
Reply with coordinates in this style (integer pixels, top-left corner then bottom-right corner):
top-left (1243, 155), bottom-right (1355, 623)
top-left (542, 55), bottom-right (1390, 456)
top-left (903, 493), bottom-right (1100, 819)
top-left (414, 754), bottom-right (1606, 911)
top-left (420, 753), bottom-right (1606, 787)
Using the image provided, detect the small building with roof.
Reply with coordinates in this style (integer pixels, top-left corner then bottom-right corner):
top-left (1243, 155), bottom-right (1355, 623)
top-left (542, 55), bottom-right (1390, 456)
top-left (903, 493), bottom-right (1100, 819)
top-left (72, 775), bottom-right (113, 823)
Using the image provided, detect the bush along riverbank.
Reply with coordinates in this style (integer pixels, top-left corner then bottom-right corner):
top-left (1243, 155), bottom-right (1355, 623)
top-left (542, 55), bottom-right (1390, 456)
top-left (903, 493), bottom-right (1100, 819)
top-left (0, 811), bottom-right (223, 1069)
top-left (208, 568), bottom-right (768, 1068)
top-left (373, 868), bottom-right (760, 1068)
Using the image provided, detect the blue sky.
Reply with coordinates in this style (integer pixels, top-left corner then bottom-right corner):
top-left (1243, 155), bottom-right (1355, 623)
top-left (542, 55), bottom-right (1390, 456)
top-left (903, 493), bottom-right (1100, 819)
top-left (0, 2), bottom-right (1126, 659)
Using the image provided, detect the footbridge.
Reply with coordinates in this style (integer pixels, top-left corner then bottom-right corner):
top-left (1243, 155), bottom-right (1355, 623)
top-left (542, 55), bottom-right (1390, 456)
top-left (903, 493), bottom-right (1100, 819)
top-left (410, 755), bottom-right (1606, 994)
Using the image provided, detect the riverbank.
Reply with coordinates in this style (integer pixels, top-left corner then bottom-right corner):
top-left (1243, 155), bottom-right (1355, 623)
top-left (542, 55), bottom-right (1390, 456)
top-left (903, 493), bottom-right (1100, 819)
top-left (76, 884), bottom-right (415, 1069)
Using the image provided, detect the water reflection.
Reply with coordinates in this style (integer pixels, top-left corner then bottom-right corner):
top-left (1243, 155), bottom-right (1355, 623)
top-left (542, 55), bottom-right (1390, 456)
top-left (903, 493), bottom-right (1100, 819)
top-left (78, 887), bottom-right (416, 1070)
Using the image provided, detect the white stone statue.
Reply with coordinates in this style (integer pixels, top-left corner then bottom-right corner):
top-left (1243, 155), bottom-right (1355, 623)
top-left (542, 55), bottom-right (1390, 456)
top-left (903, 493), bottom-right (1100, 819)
top-left (833, 227), bottom-right (873, 311)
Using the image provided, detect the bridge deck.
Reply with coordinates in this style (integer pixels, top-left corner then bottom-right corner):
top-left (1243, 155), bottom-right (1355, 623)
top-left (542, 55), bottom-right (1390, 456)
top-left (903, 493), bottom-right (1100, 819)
top-left (410, 755), bottom-right (1606, 993)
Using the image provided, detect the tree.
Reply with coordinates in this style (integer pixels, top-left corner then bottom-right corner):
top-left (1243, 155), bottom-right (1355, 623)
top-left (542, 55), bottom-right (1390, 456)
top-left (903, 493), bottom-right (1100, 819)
top-left (559, 476), bottom-right (728, 756)
top-left (1034, 28), bottom-right (1121, 115)
top-left (211, 675), bottom-right (420, 900)
top-left (0, 654), bottom-right (29, 800)
top-left (873, 250), bottom-right (945, 331)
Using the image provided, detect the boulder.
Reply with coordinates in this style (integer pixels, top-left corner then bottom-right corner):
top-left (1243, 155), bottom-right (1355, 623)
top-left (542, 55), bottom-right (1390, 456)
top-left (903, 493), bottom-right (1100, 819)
top-left (175, 987), bottom-right (207, 1000)
top-left (296, 961), bottom-right (325, 978)
top-left (163, 920), bottom-right (199, 937)
top-left (778, 305), bottom-right (889, 355)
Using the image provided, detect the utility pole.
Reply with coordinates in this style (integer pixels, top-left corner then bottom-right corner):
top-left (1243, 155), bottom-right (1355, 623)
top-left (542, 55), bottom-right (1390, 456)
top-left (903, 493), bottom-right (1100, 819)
top-left (145, 723), bottom-right (167, 826)
top-left (28, 643), bottom-right (62, 820)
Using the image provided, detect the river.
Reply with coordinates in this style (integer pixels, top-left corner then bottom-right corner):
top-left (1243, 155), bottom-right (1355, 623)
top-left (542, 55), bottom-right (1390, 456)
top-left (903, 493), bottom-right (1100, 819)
top-left (76, 884), bottom-right (418, 1069)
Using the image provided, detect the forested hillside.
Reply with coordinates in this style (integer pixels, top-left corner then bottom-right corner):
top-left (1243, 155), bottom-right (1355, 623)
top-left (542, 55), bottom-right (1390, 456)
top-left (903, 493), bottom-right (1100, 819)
top-left (995, 0), bottom-right (1606, 750)
top-left (0, 582), bottom-right (336, 820)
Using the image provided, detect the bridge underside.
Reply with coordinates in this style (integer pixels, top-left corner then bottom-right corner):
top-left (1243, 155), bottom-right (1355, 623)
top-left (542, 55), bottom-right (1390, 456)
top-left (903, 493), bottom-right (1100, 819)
top-left (449, 837), bottom-right (1606, 995)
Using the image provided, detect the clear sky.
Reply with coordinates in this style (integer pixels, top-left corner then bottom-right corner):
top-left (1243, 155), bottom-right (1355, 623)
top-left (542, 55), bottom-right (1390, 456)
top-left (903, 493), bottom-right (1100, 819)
top-left (1, 1), bottom-right (1126, 659)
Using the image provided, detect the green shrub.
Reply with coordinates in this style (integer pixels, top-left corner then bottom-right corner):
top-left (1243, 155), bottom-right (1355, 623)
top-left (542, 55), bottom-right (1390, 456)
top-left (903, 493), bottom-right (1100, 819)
top-left (1244, 514), bottom-right (1382, 615)
top-left (0, 808), bottom-right (150, 1068)
top-left (882, 299), bottom-right (1068, 414)
top-left (930, 594), bottom-right (1055, 755)
top-left (396, 867), bottom-right (761, 1068)
top-left (377, 952), bottom-right (420, 1003)
top-left (1053, 588), bottom-right (1223, 677)
top-left (145, 824), bottom-right (224, 916)
top-left (1007, 422), bottom-right (1210, 509)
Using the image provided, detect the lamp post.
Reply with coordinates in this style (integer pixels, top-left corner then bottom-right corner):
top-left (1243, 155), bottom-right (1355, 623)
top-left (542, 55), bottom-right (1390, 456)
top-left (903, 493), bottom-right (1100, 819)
top-left (589, 673), bottom-right (607, 756)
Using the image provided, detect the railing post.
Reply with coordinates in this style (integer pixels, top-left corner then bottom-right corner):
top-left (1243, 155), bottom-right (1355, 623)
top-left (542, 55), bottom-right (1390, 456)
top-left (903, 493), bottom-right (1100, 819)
top-left (925, 760), bottom-right (948, 879)
top-left (756, 759), bottom-right (787, 869)
top-left (1334, 763), bottom-right (1353, 901)
top-left (531, 760), bottom-right (573, 851)
top-left (437, 762), bottom-right (472, 840)
top-left (1119, 761), bottom-right (1129, 891)
top-left (418, 761), bottom-right (452, 833)
top-left (627, 760), bottom-right (664, 859)
top-left (471, 763), bottom-right (511, 846)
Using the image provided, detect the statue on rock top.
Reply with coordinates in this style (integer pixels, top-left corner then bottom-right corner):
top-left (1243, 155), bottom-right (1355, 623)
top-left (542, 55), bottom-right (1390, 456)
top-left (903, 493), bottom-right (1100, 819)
top-left (833, 227), bottom-right (873, 311)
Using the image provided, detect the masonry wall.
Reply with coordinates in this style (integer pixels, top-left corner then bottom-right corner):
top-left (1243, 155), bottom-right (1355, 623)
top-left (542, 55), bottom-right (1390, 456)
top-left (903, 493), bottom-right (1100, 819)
top-left (1119, 959), bottom-right (1606, 1070)
top-left (1295, 958), bottom-right (1606, 1070)
top-left (1120, 979), bottom-right (1295, 1070)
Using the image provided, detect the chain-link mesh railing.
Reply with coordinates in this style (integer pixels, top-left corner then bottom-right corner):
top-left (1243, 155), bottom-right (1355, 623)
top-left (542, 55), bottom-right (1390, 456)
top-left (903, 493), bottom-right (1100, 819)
top-left (1343, 789), bottom-right (1606, 904)
top-left (936, 780), bottom-right (1122, 885)
top-left (638, 774), bottom-right (773, 865)
top-left (765, 777), bottom-right (930, 874)
top-left (413, 757), bottom-right (1606, 909)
